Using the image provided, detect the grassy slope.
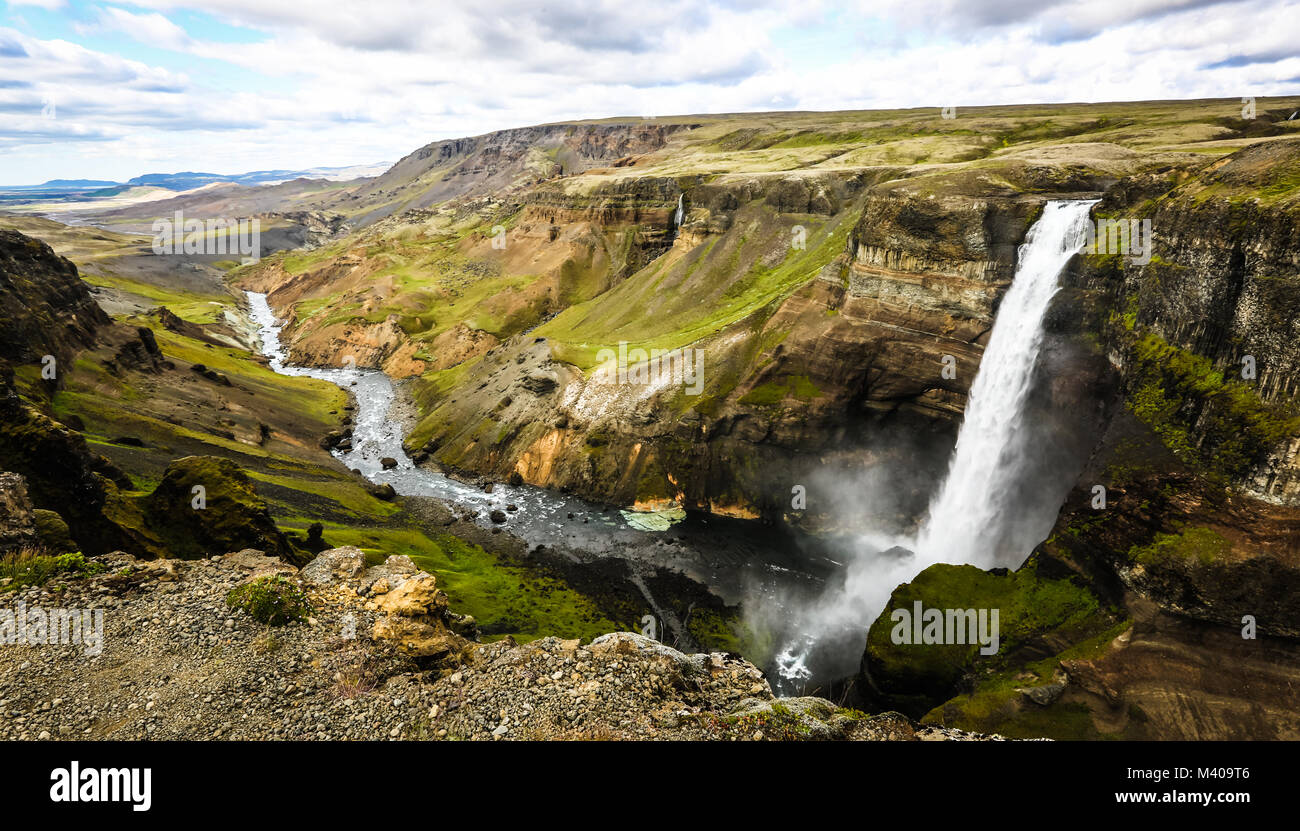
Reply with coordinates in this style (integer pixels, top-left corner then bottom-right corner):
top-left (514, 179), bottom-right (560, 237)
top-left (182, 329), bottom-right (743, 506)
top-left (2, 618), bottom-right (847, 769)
top-left (537, 203), bottom-right (854, 368)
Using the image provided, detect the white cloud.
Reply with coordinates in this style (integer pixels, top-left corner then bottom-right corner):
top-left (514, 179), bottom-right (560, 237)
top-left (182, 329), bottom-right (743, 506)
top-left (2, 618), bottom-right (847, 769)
top-left (1, 0), bottom-right (1297, 184)
top-left (6, 0), bottom-right (66, 10)
top-left (77, 7), bottom-right (195, 51)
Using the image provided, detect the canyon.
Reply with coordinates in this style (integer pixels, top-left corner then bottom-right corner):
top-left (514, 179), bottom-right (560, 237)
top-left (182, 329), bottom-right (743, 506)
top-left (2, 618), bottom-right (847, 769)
top-left (3, 98), bottom-right (1300, 739)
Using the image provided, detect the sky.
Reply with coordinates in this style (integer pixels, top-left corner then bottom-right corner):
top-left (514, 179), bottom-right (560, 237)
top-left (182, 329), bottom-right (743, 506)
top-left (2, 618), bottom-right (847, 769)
top-left (0, 0), bottom-right (1297, 185)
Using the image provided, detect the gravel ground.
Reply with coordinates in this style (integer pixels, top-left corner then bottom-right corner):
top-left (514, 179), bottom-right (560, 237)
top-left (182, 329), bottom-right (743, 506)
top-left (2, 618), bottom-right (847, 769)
top-left (0, 550), bottom-right (997, 741)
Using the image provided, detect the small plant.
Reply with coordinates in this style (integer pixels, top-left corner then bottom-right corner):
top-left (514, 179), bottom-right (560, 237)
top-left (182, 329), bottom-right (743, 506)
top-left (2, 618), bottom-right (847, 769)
top-left (226, 575), bottom-right (312, 626)
top-left (251, 633), bottom-right (282, 655)
top-left (0, 549), bottom-right (103, 592)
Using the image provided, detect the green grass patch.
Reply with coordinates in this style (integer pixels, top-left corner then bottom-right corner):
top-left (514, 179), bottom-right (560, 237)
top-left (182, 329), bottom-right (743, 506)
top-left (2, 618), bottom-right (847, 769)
top-left (0, 550), bottom-right (103, 593)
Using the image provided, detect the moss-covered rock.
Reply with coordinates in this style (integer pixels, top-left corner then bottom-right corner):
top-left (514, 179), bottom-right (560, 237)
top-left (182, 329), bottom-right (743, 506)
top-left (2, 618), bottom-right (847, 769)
top-left (31, 509), bottom-right (76, 554)
top-left (0, 229), bottom-right (108, 380)
top-left (861, 560), bottom-right (1111, 717)
top-left (129, 456), bottom-right (299, 563)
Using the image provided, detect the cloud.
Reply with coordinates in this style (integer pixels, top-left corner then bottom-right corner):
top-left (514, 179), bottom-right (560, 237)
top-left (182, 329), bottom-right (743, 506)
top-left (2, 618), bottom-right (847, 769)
top-left (6, 0), bottom-right (66, 10)
top-left (1, 0), bottom-right (1298, 184)
top-left (0, 31), bottom-right (28, 57)
top-left (77, 7), bottom-right (196, 51)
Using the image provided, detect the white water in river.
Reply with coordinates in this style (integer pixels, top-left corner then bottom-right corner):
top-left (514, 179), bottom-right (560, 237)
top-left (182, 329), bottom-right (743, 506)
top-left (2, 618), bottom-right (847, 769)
top-left (244, 290), bottom-right (828, 604)
top-left (773, 199), bottom-right (1098, 689)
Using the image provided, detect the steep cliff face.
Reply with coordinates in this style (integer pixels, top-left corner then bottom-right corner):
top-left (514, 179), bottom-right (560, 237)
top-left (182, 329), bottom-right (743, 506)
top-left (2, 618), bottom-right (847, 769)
top-left (1091, 142), bottom-right (1300, 504)
top-left (0, 230), bottom-right (134, 553)
top-left (0, 365), bottom-right (135, 555)
top-left (0, 229), bottom-right (304, 562)
top-left (241, 106), bottom-right (1299, 536)
top-left (1036, 140), bottom-right (1300, 632)
top-left (244, 161), bottom-right (1141, 525)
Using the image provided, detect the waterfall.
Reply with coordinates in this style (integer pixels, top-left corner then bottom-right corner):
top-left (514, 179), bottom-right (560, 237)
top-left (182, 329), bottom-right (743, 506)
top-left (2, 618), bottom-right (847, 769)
top-left (672, 194), bottom-right (684, 230)
top-left (913, 199), bottom-right (1098, 569)
top-left (772, 199), bottom-right (1097, 692)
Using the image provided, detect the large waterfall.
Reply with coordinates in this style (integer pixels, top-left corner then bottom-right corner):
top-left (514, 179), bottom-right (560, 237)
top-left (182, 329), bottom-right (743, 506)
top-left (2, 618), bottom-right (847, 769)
top-left (913, 199), bottom-right (1098, 569)
top-left (773, 199), bottom-right (1097, 690)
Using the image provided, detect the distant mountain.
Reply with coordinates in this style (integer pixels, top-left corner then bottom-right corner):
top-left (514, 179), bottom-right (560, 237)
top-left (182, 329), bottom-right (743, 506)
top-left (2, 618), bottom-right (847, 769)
top-left (122, 164), bottom-right (391, 191)
top-left (5, 179), bottom-right (120, 191)
top-left (3, 163), bottom-right (391, 194)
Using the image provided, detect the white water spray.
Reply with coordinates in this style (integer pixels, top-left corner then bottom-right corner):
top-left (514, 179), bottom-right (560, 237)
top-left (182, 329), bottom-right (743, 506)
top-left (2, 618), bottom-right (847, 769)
top-left (673, 194), bottom-right (684, 230)
top-left (773, 199), bottom-right (1097, 689)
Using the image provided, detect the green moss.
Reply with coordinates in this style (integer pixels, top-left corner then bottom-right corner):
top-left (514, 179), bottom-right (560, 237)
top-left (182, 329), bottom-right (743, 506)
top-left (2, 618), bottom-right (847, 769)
top-left (226, 575), bottom-right (312, 626)
top-left (31, 509), bottom-right (76, 554)
top-left (865, 560), bottom-right (1110, 714)
top-left (1125, 331), bottom-right (1300, 483)
top-left (1129, 526), bottom-right (1230, 566)
top-left (537, 203), bottom-right (855, 370)
top-left (403, 532), bottom-right (622, 642)
top-left (738, 374), bottom-right (823, 407)
top-left (739, 381), bottom-right (788, 406)
top-left (921, 619), bottom-right (1134, 739)
top-left (78, 271), bottom-right (230, 323)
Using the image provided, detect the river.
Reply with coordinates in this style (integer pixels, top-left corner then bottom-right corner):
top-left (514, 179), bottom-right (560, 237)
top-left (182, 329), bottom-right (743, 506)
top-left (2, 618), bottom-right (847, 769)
top-left (244, 290), bottom-right (843, 674)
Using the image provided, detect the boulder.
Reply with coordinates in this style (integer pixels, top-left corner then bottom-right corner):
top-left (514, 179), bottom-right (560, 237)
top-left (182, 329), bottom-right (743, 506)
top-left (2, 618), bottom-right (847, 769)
top-left (374, 572), bottom-right (447, 617)
top-left (361, 554), bottom-right (417, 593)
top-left (320, 431), bottom-right (344, 450)
top-left (372, 615), bottom-right (463, 660)
top-left (222, 548), bottom-right (298, 580)
top-left (300, 546), bottom-right (367, 587)
top-left (520, 370), bottom-right (558, 395)
top-left (304, 521), bottom-right (330, 554)
top-left (589, 632), bottom-right (708, 679)
top-left (0, 373), bottom-right (137, 555)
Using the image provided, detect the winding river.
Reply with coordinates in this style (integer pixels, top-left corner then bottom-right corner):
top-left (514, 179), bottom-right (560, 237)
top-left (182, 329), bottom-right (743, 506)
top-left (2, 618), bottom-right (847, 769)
top-left (245, 291), bottom-right (838, 662)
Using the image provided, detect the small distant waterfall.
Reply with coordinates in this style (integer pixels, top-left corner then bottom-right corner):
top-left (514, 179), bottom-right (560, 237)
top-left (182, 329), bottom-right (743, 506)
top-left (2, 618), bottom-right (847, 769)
top-left (672, 194), bottom-right (684, 231)
top-left (913, 199), bottom-right (1098, 569)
